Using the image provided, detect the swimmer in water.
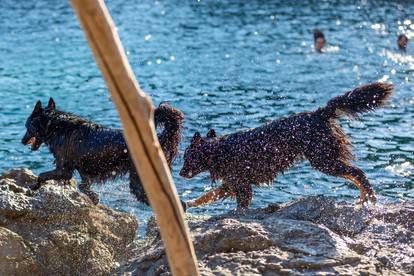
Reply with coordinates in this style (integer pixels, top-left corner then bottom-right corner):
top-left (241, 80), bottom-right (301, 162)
top-left (313, 29), bottom-right (326, 52)
top-left (397, 34), bottom-right (408, 50)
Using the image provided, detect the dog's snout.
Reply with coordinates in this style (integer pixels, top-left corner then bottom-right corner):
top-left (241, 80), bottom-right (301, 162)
top-left (21, 132), bottom-right (30, 144)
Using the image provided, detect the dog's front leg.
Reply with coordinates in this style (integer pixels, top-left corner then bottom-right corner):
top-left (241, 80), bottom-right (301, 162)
top-left (31, 169), bottom-right (73, 190)
top-left (187, 185), bottom-right (231, 207)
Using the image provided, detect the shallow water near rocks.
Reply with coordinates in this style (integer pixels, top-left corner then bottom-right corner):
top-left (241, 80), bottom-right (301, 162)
top-left (0, 0), bottom-right (413, 235)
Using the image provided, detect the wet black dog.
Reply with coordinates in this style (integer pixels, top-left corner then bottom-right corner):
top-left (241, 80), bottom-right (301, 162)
top-left (22, 98), bottom-right (184, 206)
top-left (180, 83), bottom-right (393, 209)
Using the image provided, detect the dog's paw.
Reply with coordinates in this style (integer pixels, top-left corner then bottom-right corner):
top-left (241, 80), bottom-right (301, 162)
top-left (186, 200), bottom-right (199, 208)
top-left (355, 198), bottom-right (367, 205)
top-left (356, 192), bottom-right (377, 205)
top-left (368, 193), bottom-right (377, 205)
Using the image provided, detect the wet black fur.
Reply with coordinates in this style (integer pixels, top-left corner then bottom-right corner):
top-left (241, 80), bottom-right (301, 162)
top-left (180, 83), bottom-right (393, 208)
top-left (22, 99), bottom-right (184, 206)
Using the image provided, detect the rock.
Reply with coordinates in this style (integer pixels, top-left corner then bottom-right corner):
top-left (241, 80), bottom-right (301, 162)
top-left (0, 168), bottom-right (38, 187)
top-left (115, 196), bottom-right (413, 275)
top-left (0, 168), bottom-right (138, 276)
top-left (0, 168), bottom-right (77, 188)
top-left (0, 226), bottom-right (40, 275)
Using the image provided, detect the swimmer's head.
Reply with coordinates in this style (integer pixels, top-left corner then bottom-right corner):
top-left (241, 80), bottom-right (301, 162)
top-left (397, 34), bottom-right (408, 50)
top-left (313, 29), bottom-right (326, 52)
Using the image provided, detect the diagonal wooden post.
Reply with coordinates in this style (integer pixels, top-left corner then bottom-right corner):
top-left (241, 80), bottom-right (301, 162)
top-left (70, 0), bottom-right (199, 275)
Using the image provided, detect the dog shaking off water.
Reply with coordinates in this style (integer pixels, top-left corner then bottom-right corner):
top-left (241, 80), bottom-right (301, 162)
top-left (22, 98), bottom-right (184, 206)
top-left (180, 82), bottom-right (393, 209)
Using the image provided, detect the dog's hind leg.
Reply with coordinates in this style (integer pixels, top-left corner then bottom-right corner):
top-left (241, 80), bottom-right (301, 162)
top-left (235, 183), bottom-right (253, 209)
top-left (340, 166), bottom-right (376, 204)
top-left (79, 178), bottom-right (100, 205)
top-left (303, 124), bottom-right (376, 204)
top-left (307, 157), bottom-right (376, 204)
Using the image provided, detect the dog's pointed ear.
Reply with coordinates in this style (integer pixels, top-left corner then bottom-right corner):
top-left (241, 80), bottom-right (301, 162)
top-left (206, 129), bottom-right (216, 139)
top-left (158, 101), bottom-right (169, 107)
top-left (47, 98), bottom-right (56, 110)
top-left (33, 100), bottom-right (42, 114)
top-left (191, 132), bottom-right (202, 144)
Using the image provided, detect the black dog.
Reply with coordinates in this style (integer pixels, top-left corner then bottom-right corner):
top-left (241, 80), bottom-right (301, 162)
top-left (180, 82), bottom-right (393, 209)
top-left (22, 98), bottom-right (184, 206)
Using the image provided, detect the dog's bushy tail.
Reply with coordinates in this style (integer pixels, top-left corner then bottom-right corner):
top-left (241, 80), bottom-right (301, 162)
top-left (154, 103), bottom-right (184, 168)
top-left (154, 103), bottom-right (184, 127)
top-left (317, 82), bottom-right (393, 119)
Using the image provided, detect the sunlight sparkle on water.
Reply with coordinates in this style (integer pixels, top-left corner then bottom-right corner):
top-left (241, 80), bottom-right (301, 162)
top-left (385, 162), bottom-right (414, 177)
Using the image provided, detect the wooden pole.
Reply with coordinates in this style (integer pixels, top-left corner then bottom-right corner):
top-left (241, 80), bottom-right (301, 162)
top-left (70, 1), bottom-right (199, 275)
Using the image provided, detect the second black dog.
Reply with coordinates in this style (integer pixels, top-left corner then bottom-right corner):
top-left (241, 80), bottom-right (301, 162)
top-left (22, 98), bottom-right (184, 206)
top-left (180, 82), bottom-right (393, 208)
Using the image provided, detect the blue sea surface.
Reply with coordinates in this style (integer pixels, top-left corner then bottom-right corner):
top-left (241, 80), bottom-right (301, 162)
top-left (0, 0), bottom-right (413, 235)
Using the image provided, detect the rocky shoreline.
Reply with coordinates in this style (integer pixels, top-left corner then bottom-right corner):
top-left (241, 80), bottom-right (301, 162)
top-left (117, 197), bottom-right (414, 275)
top-left (1, 169), bottom-right (412, 275)
top-left (0, 169), bottom-right (138, 275)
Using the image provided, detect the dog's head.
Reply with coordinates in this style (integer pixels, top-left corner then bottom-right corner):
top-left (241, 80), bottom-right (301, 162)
top-left (22, 98), bottom-right (56, 151)
top-left (179, 129), bottom-right (217, 179)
